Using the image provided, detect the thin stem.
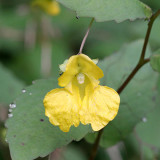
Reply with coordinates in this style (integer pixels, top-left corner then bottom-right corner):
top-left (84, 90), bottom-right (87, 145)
top-left (89, 129), bottom-right (104, 160)
top-left (117, 60), bottom-right (146, 94)
top-left (143, 58), bottom-right (150, 65)
top-left (140, 9), bottom-right (160, 61)
top-left (78, 18), bottom-right (94, 54)
top-left (117, 57), bottom-right (150, 94)
top-left (89, 9), bottom-right (160, 160)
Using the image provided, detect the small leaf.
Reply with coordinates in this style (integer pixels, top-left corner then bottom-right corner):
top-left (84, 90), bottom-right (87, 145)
top-left (57, 0), bottom-right (152, 22)
top-left (150, 49), bottom-right (160, 72)
top-left (6, 78), bottom-right (92, 160)
top-left (85, 40), bottom-right (160, 147)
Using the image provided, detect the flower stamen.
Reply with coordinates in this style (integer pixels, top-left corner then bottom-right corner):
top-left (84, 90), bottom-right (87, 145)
top-left (77, 73), bottom-right (85, 84)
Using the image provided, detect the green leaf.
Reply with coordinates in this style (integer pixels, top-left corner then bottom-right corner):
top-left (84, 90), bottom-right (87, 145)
top-left (85, 40), bottom-right (160, 147)
top-left (135, 97), bottom-right (160, 149)
top-left (0, 64), bottom-right (24, 106)
top-left (124, 133), bottom-right (156, 159)
top-left (150, 49), bottom-right (160, 72)
top-left (6, 78), bottom-right (92, 160)
top-left (57, 0), bottom-right (152, 22)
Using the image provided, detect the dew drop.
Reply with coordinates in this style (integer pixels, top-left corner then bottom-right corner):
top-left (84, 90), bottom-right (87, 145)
top-left (9, 109), bottom-right (12, 112)
top-left (142, 117), bottom-right (147, 122)
top-left (8, 113), bottom-right (13, 118)
top-left (9, 103), bottom-right (16, 109)
top-left (22, 89), bottom-right (26, 93)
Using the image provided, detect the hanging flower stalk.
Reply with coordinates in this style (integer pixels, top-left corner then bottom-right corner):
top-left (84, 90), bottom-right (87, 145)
top-left (43, 54), bottom-right (120, 132)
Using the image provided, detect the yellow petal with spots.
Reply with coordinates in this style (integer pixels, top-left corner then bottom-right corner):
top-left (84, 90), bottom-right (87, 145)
top-left (80, 85), bottom-right (120, 131)
top-left (58, 54), bottom-right (103, 87)
top-left (43, 88), bottom-right (80, 132)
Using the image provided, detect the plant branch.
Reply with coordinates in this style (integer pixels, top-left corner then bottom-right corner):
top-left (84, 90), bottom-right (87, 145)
top-left (89, 9), bottom-right (160, 160)
top-left (140, 9), bottom-right (160, 61)
top-left (78, 18), bottom-right (94, 54)
top-left (117, 59), bottom-right (148, 94)
top-left (89, 129), bottom-right (104, 160)
top-left (118, 10), bottom-right (160, 94)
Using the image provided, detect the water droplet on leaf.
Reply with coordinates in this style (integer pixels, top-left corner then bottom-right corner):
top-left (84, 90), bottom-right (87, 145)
top-left (22, 89), bottom-right (26, 93)
top-left (142, 117), bottom-right (147, 122)
top-left (8, 113), bottom-right (13, 118)
top-left (9, 103), bottom-right (16, 109)
top-left (9, 109), bottom-right (12, 112)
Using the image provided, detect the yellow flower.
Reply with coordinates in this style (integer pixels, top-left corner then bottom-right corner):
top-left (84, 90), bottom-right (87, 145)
top-left (43, 54), bottom-right (120, 132)
top-left (32, 0), bottom-right (60, 16)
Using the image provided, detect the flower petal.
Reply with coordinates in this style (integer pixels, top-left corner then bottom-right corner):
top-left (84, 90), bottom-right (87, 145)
top-left (58, 54), bottom-right (103, 87)
top-left (43, 88), bottom-right (80, 132)
top-left (80, 85), bottom-right (120, 131)
top-left (32, 0), bottom-right (60, 16)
